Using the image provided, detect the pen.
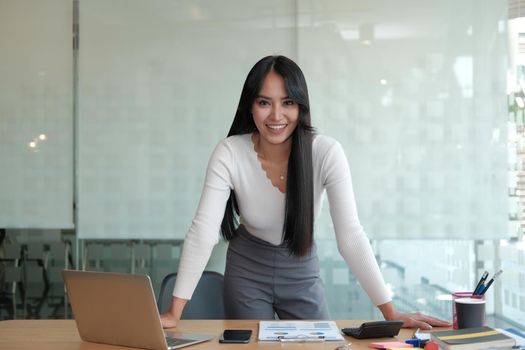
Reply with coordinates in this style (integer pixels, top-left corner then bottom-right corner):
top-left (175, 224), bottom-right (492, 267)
top-left (480, 269), bottom-right (503, 295)
top-left (473, 270), bottom-right (489, 295)
top-left (412, 328), bottom-right (420, 339)
top-left (279, 337), bottom-right (325, 343)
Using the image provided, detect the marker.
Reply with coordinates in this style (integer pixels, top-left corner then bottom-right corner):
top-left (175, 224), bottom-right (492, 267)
top-left (480, 269), bottom-right (503, 295)
top-left (473, 271), bottom-right (489, 295)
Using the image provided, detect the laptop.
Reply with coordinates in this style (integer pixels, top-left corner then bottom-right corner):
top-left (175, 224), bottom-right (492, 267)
top-left (63, 270), bottom-right (214, 350)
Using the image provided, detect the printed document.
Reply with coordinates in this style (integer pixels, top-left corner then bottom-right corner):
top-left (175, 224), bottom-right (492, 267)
top-left (258, 321), bottom-right (344, 341)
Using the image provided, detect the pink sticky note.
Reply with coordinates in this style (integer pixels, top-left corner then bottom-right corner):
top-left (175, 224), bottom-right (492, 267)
top-left (369, 341), bottom-right (414, 349)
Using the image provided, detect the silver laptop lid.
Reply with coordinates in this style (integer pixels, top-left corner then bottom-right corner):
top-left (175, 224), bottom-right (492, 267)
top-left (63, 270), bottom-right (213, 350)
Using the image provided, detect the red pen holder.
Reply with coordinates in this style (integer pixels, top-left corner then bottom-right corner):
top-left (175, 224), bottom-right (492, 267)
top-left (451, 292), bottom-right (485, 329)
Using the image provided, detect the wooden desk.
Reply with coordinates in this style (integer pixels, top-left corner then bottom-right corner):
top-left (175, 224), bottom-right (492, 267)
top-left (0, 319), bottom-right (429, 350)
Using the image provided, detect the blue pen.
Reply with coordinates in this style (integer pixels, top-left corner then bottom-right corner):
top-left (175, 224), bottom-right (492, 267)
top-left (473, 271), bottom-right (489, 295)
top-left (480, 270), bottom-right (503, 295)
top-left (405, 329), bottom-right (429, 348)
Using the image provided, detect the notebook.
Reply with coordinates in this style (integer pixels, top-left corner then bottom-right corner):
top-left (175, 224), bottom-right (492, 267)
top-left (63, 270), bottom-right (214, 350)
top-left (430, 326), bottom-right (516, 350)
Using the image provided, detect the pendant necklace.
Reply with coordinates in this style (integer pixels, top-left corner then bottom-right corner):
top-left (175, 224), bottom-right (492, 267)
top-left (253, 133), bottom-right (287, 182)
top-left (279, 172), bottom-right (285, 181)
top-left (264, 156), bottom-right (286, 182)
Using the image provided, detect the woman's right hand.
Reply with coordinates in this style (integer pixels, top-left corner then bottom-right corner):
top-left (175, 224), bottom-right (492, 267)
top-left (160, 296), bottom-right (188, 329)
top-left (160, 311), bottom-right (178, 329)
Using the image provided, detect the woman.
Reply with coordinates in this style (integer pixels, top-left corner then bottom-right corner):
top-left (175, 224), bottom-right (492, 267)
top-left (161, 55), bottom-right (449, 329)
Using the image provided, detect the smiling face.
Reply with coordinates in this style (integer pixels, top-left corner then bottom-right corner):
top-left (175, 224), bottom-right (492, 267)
top-left (251, 70), bottom-right (299, 147)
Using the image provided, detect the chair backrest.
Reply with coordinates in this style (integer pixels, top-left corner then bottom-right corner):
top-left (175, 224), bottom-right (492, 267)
top-left (157, 271), bottom-right (225, 319)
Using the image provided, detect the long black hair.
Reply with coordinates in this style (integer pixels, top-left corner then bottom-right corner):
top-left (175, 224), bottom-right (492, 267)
top-left (220, 55), bottom-right (315, 256)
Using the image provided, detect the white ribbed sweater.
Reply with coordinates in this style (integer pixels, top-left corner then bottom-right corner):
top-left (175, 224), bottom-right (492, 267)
top-left (173, 133), bottom-right (391, 306)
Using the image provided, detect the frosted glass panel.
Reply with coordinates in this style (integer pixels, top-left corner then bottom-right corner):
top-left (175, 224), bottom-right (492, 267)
top-left (299, 0), bottom-right (508, 239)
top-left (0, 0), bottom-right (73, 228)
top-left (77, 0), bottom-right (295, 239)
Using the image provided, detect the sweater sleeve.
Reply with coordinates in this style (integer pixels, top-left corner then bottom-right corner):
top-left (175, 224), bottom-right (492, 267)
top-left (322, 141), bottom-right (392, 306)
top-left (172, 139), bottom-right (234, 299)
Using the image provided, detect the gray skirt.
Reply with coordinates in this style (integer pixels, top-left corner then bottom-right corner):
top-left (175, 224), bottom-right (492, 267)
top-left (224, 225), bottom-right (329, 320)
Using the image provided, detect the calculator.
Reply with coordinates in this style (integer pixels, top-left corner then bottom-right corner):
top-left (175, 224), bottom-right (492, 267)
top-left (341, 320), bottom-right (404, 339)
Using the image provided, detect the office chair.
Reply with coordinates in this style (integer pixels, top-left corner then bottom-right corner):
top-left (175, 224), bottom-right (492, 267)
top-left (157, 271), bottom-right (225, 319)
top-left (1, 242), bottom-right (24, 318)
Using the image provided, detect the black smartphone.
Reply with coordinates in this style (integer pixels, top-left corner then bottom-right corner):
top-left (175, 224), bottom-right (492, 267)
top-left (219, 329), bottom-right (252, 344)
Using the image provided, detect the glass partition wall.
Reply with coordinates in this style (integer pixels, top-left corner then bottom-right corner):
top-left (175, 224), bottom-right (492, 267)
top-left (77, 0), bottom-right (296, 239)
top-left (0, 0), bottom-right (74, 228)
top-left (1, 0), bottom-right (523, 326)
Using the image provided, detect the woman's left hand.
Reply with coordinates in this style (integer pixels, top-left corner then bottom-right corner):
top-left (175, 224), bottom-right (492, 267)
top-left (378, 301), bottom-right (451, 330)
top-left (385, 310), bottom-right (451, 330)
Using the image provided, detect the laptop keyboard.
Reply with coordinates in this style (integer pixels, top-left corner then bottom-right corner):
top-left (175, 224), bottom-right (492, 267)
top-left (165, 337), bottom-right (195, 347)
